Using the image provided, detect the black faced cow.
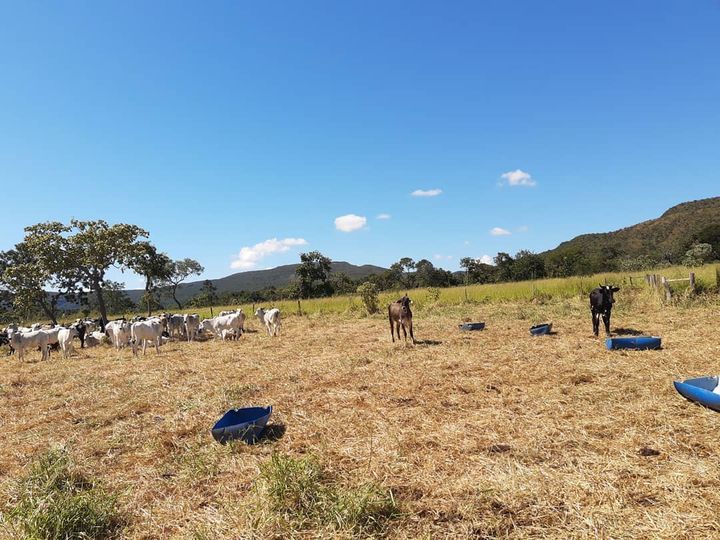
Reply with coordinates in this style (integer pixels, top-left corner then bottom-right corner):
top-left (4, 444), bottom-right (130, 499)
top-left (388, 295), bottom-right (415, 344)
top-left (589, 285), bottom-right (620, 336)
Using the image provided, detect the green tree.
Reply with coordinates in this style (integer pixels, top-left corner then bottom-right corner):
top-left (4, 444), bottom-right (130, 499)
top-left (397, 257), bottom-right (416, 288)
top-left (162, 258), bottom-right (205, 309)
top-left (356, 282), bottom-right (380, 314)
top-left (0, 222), bottom-right (83, 324)
top-left (494, 252), bottom-right (515, 282)
top-left (68, 219), bottom-right (149, 325)
top-left (512, 250), bottom-right (546, 281)
top-left (295, 251), bottom-right (332, 298)
top-left (682, 243), bottom-right (714, 267)
top-left (192, 280), bottom-right (219, 315)
top-left (87, 280), bottom-right (135, 315)
top-left (693, 225), bottom-right (720, 260)
top-left (128, 242), bottom-right (173, 316)
top-left (329, 272), bottom-right (355, 295)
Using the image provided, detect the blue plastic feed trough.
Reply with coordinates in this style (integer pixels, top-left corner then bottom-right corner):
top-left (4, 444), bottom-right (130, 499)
top-left (211, 406), bottom-right (272, 444)
top-left (674, 377), bottom-right (720, 412)
top-left (459, 322), bottom-right (485, 331)
top-left (605, 336), bottom-right (661, 350)
top-left (530, 323), bottom-right (552, 336)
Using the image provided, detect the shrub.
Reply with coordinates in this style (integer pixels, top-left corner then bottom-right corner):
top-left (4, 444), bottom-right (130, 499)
top-left (4, 447), bottom-right (122, 539)
top-left (426, 287), bottom-right (441, 303)
top-left (356, 283), bottom-right (380, 315)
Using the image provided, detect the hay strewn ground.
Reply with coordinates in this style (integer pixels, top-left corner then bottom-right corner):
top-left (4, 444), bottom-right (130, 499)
top-left (2, 294), bottom-right (720, 538)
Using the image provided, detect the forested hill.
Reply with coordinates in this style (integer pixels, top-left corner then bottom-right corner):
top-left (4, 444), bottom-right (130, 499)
top-left (541, 197), bottom-right (720, 275)
top-left (123, 261), bottom-right (387, 304)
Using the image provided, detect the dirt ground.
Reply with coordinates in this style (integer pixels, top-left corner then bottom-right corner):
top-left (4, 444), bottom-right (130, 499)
top-left (2, 297), bottom-right (720, 539)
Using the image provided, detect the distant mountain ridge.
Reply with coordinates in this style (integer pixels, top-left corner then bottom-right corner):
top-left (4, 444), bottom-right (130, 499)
top-left (542, 196), bottom-right (720, 268)
top-left (123, 261), bottom-right (387, 304)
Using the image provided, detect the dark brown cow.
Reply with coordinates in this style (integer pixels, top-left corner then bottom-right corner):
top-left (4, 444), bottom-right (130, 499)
top-left (388, 295), bottom-right (415, 344)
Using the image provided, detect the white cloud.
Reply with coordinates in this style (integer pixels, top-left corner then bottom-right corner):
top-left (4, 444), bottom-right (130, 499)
top-left (517, 225), bottom-right (529, 232)
top-left (231, 237), bottom-right (307, 270)
top-left (500, 169), bottom-right (536, 187)
top-left (479, 255), bottom-right (494, 265)
top-left (411, 188), bottom-right (442, 197)
top-left (490, 227), bottom-right (511, 236)
top-left (376, 213), bottom-right (391, 220)
top-left (334, 214), bottom-right (367, 232)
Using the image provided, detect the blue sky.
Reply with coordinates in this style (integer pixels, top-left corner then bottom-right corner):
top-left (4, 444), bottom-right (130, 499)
top-left (1, 1), bottom-right (718, 288)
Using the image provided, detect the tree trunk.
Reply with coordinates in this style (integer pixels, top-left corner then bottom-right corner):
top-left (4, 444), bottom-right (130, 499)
top-left (38, 297), bottom-right (58, 325)
top-left (145, 276), bottom-right (153, 316)
top-left (93, 281), bottom-right (108, 330)
top-left (171, 284), bottom-right (182, 310)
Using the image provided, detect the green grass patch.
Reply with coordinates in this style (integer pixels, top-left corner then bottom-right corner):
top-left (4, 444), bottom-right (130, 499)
top-left (255, 453), bottom-right (399, 536)
top-left (3, 446), bottom-right (122, 540)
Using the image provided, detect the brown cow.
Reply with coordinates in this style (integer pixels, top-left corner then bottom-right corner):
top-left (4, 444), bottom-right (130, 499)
top-left (388, 295), bottom-right (415, 344)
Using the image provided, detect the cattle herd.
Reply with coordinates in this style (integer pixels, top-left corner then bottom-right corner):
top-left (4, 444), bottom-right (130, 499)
top-left (0, 307), bottom-right (283, 361)
top-left (0, 285), bottom-right (620, 361)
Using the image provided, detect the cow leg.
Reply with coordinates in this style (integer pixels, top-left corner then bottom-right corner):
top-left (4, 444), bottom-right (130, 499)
top-left (155, 337), bottom-right (160, 354)
top-left (592, 310), bottom-right (599, 336)
top-left (389, 318), bottom-right (395, 342)
top-left (142, 339), bottom-right (147, 355)
top-left (408, 320), bottom-right (415, 344)
top-left (401, 322), bottom-right (407, 342)
top-left (603, 312), bottom-right (611, 336)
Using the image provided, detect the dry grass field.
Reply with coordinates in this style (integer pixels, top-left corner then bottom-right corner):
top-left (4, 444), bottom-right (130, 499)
top-left (2, 290), bottom-right (720, 538)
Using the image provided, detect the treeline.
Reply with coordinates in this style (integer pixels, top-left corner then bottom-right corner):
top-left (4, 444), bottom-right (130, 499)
top-left (0, 220), bottom-right (203, 324)
top-left (2, 219), bottom-right (719, 323)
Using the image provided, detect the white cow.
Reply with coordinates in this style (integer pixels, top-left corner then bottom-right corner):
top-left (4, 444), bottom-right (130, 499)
top-left (161, 314), bottom-right (185, 339)
top-left (58, 327), bottom-right (79, 358)
top-left (131, 319), bottom-right (163, 356)
top-left (219, 309), bottom-right (246, 331)
top-left (10, 330), bottom-right (49, 361)
top-left (85, 331), bottom-right (108, 348)
top-left (105, 320), bottom-right (131, 350)
top-left (41, 326), bottom-right (62, 348)
top-left (183, 314), bottom-right (200, 342)
top-left (255, 308), bottom-right (281, 337)
top-left (200, 313), bottom-right (244, 341)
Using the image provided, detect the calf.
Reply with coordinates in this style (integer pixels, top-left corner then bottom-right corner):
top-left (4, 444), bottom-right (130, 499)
top-left (183, 314), bottom-right (200, 342)
top-left (106, 320), bottom-right (131, 350)
top-left (71, 321), bottom-right (87, 348)
top-left (130, 319), bottom-right (163, 356)
top-left (58, 327), bottom-right (79, 358)
top-left (10, 330), bottom-right (49, 361)
top-left (41, 326), bottom-right (62, 348)
top-left (85, 331), bottom-right (109, 348)
top-left (388, 295), bottom-right (415, 344)
top-left (200, 313), bottom-right (244, 341)
top-left (255, 308), bottom-right (280, 337)
top-left (589, 285), bottom-right (620, 337)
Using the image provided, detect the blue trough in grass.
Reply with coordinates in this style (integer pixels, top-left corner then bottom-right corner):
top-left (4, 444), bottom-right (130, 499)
top-left (605, 336), bottom-right (661, 350)
top-left (530, 323), bottom-right (552, 336)
top-left (674, 377), bottom-right (720, 412)
top-left (459, 322), bottom-right (485, 331)
top-left (211, 406), bottom-right (273, 444)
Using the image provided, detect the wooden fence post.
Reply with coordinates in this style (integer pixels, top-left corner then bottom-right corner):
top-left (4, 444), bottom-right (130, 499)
top-left (297, 299), bottom-right (302, 316)
top-left (661, 277), bottom-right (672, 302)
top-left (689, 272), bottom-right (696, 293)
top-left (716, 266), bottom-right (720, 292)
